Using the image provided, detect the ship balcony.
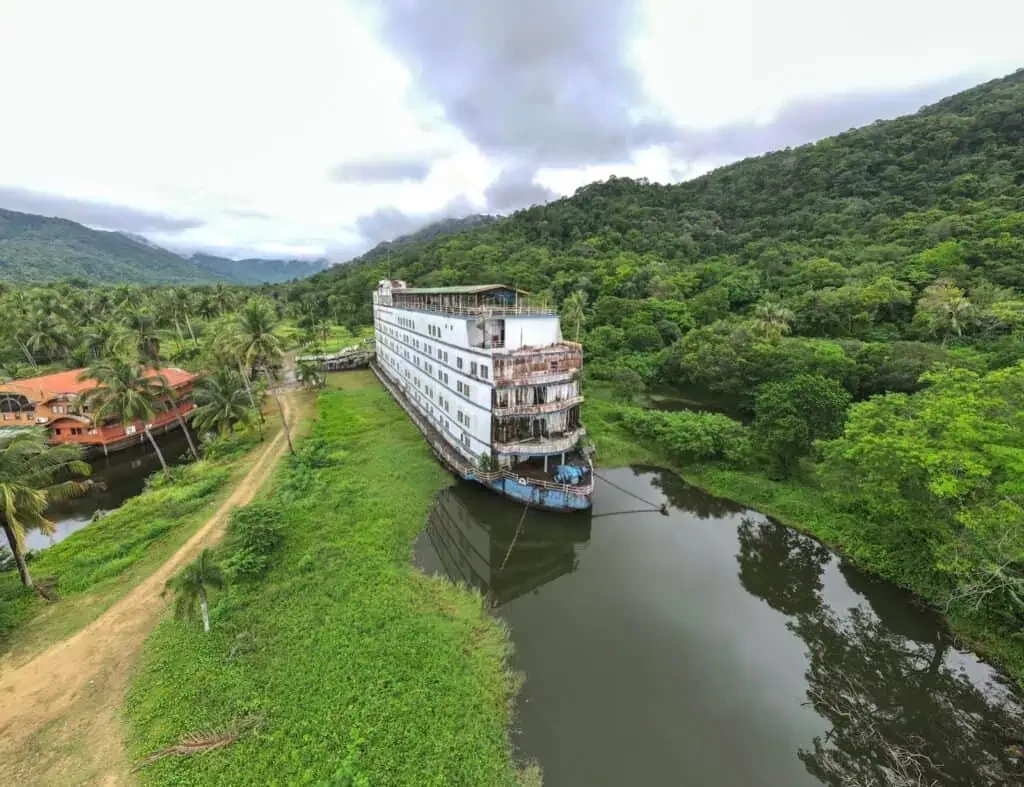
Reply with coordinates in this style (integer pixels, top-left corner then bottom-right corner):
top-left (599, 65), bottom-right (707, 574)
top-left (493, 343), bottom-right (583, 387)
top-left (492, 395), bottom-right (584, 418)
top-left (493, 427), bottom-right (586, 457)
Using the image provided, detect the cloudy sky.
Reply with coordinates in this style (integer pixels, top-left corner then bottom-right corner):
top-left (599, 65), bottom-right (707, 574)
top-left (0, 1), bottom-right (1020, 262)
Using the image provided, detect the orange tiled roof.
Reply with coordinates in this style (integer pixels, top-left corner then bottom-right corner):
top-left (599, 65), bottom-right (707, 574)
top-left (0, 367), bottom-right (196, 403)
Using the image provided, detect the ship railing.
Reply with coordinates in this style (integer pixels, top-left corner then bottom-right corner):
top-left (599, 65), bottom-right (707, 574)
top-left (492, 395), bottom-right (584, 418)
top-left (493, 428), bottom-right (586, 456)
top-left (382, 301), bottom-right (557, 317)
top-left (473, 466), bottom-right (595, 496)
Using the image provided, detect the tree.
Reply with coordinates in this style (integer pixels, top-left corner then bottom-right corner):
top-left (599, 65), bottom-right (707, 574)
top-left (914, 279), bottom-right (972, 345)
top-left (190, 369), bottom-right (253, 437)
top-left (232, 297), bottom-right (284, 375)
top-left (296, 360), bottom-right (326, 389)
top-left (160, 377), bottom-right (200, 461)
top-left (0, 430), bottom-right (90, 587)
top-left (753, 299), bottom-right (795, 341)
top-left (121, 308), bottom-right (161, 362)
top-left (220, 297), bottom-right (283, 428)
top-left (78, 360), bottom-right (173, 472)
top-left (164, 548), bottom-right (225, 632)
top-left (610, 367), bottom-right (644, 403)
top-left (561, 291), bottom-right (588, 341)
top-left (755, 374), bottom-right (851, 476)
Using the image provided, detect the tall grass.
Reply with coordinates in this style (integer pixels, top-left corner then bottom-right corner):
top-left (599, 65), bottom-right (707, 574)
top-left (126, 371), bottom-right (520, 785)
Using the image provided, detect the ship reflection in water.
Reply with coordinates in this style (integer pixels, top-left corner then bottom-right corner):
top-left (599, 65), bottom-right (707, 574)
top-left (414, 481), bottom-right (592, 606)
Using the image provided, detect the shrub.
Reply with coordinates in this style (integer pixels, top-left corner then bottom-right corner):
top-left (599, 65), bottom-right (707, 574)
top-left (222, 502), bottom-right (285, 580)
top-left (618, 407), bottom-right (752, 465)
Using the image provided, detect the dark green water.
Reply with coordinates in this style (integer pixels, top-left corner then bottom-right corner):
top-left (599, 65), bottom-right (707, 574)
top-left (25, 431), bottom-right (193, 551)
top-left (414, 467), bottom-right (1024, 786)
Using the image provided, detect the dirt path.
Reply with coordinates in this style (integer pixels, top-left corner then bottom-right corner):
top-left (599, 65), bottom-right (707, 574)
top-left (0, 393), bottom-right (300, 786)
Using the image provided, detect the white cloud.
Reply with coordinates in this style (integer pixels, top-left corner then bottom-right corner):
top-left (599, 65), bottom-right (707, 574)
top-left (0, 0), bottom-right (1019, 261)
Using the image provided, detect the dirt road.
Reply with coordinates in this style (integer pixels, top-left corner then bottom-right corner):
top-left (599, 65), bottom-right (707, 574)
top-left (0, 393), bottom-right (299, 785)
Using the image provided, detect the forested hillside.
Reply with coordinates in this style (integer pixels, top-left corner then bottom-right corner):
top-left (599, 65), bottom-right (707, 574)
top-left (299, 69), bottom-right (1024, 390)
top-left (190, 253), bottom-right (328, 285)
top-left (0, 209), bottom-right (326, 284)
top-left (288, 70), bottom-right (1024, 660)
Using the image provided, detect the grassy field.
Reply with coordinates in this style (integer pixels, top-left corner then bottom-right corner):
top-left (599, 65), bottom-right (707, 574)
top-left (0, 427), bottom-right (274, 665)
top-left (125, 371), bottom-right (523, 785)
top-left (275, 321), bottom-right (373, 353)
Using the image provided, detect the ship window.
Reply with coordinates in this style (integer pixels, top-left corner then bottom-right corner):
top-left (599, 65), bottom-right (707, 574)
top-left (53, 428), bottom-right (62, 435)
top-left (461, 432), bottom-right (471, 448)
top-left (470, 361), bottom-right (478, 376)
top-left (480, 365), bottom-right (489, 380)
top-left (456, 357), bottom-right (463, 370)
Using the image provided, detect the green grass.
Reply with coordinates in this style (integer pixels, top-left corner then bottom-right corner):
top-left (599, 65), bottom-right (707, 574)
top-left (0, 430), bottom-right (268, 662)
top-left (125, 371), bottom-right (521, 785)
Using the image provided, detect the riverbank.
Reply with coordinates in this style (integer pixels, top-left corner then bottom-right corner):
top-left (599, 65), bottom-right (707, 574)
top-left (0, 394), bottom-right (301, 786)
top-left (0, 425), bottom-right (275, 665)
top-left (125, 371), bottom-right (524, 785)
top-left (583, 395), bottom-right (1024, 691)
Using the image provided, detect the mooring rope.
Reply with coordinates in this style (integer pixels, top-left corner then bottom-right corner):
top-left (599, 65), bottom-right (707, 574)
top-left (593, 470), bottom-right (669, 515)
top-left (499, 501), bottom-right (531, 570)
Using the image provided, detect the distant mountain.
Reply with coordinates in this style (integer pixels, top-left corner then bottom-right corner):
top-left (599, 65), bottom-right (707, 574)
top-left (0, 208), bottom-right (218, 284)
top-left (352, 214), bottom-right (499, 265)
top-left (0, 208), bottom-right (328, 285)
top-left (190, 253), bottom-right (329, 284)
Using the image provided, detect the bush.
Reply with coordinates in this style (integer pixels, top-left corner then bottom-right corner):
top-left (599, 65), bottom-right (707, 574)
top-left (222, 502), bottom-right (285, 580)
top-left (618, 406), bottom-right (752, 465)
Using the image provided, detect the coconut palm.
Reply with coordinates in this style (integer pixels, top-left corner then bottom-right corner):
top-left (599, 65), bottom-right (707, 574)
top-left (0, 430), bottom-right (91, 587)
top-left (164, 548), bottom-right (225, 632)
top-left (561, 291), bottom-right (588, 341)
top-left (121, 308), bottom-right (161, 362)
top-left (296, 360), bottom-right (325, 389)
top-left (78, 360), bottom-right (172, 472)
top-left (191, 369), bottom-right (253, 437)
top-left (754, 300), bottom-right (795, 341)
top-left (158, 377), bottom-right (200, 461)
top-left (233, 297), bottom-right (284, 375)
top-left (220, 298), bottom-right (283, 431)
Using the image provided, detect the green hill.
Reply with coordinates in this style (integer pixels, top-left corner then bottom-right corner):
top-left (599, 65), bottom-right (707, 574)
top-left (189, 253), bottom-right (329, 284)
top-left (303, 68), bottom-right (1024, 352)
top-left (0, 209), bottom-right (327, 285)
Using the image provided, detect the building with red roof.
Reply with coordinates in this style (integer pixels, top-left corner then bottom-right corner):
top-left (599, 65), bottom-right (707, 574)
top-left (0, 367), bottom-right (197, 455)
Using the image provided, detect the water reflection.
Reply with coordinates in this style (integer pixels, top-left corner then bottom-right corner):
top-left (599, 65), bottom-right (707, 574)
top-left (25, 431), bottom-right (192, 550)
top-left (416, 482), bottom-right (591, 607)
top-left (735, 519), bottom-right (1024, 785)
top-left (416, 468), bottom-right (1024, 786)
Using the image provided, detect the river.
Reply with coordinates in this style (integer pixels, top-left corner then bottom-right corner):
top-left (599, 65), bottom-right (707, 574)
top-left (25, 431), bottom-right (193, 551)
top-left (414, 467), bottom-right (1024, 786)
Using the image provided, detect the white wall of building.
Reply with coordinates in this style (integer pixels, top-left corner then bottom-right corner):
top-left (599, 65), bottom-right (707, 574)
top-left (374, 304), bottom-right (495, 462)
top-left (502, 316), bottom-right (561, 350)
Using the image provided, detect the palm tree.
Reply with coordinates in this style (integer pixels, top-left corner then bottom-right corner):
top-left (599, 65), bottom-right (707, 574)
top-left (233, 297), bottom-right (284, 375)
top-left (122, 308), bottom-right (161, 362)
top-left (754, 300), bottom-right (795, 341)
top-left (220, 298), bottom-right (283, 432)
top-left (78, 360), bottom-right (172, 472)
top-left (174, 288), bottom-right (199, 346)
top-left (0, 431), bottom-right (91, 587)
top-left (296, 360), bottom-right (325, 389)
top-left (164, 548), bottom-right (225, 632)
top-left (159, 378), bottom-right (200, 461)
top-left (561, 291), bottom-right (588, 341)
top-left (191, 369), bottom-right (252, 437)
